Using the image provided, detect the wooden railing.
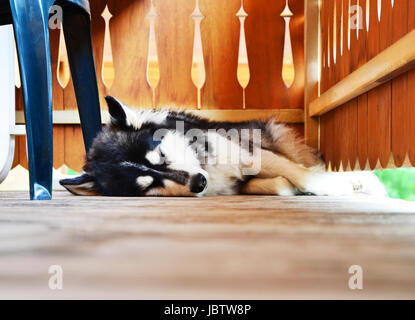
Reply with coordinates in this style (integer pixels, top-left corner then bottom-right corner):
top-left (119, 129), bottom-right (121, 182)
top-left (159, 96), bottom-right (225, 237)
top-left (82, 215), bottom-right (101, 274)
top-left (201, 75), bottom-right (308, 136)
top-left (307, 0), bottom-right (415, 170)
top-left (13, 0), bottom-right (305, 172)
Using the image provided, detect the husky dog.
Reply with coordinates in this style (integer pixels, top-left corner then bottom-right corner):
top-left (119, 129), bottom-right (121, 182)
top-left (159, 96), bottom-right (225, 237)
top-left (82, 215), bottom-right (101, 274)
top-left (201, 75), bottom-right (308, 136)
top-left (60, 96), bottom-right (387, 197)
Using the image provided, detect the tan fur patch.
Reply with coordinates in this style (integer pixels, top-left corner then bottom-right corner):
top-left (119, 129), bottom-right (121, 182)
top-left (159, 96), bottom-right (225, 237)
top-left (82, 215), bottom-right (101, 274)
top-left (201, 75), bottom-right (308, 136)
top-left (145, 180), bottom-right (194, 197)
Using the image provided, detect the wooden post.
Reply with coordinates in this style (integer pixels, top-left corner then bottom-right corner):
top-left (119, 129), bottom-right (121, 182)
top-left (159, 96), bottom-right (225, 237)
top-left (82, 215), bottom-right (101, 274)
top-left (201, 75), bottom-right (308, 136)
top-left (304, 0), bottom-right (320, 150)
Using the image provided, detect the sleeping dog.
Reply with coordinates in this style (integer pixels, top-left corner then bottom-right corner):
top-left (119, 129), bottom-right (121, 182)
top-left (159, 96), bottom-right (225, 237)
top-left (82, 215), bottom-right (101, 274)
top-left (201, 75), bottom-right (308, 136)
top-left (60, 96), bottom-right (387, 197)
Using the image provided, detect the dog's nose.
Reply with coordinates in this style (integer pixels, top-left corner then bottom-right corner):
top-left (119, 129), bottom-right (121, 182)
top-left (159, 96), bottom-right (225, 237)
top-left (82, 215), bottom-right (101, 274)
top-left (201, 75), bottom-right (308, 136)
top-left (190, 173), bottom-right (207, 194)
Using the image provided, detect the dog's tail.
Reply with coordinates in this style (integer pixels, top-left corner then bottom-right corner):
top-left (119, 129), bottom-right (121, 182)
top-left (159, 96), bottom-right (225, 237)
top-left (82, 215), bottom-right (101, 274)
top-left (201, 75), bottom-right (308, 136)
top-left (263, 120), bottom-right (324, 169)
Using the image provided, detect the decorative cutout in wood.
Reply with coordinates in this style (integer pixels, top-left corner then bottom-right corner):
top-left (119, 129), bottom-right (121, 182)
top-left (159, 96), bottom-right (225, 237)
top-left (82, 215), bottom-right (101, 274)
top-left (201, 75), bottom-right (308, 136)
top-left (146, 0), bottom-right (160, 107)
top-left (57, 28), bottom-right (70, 88)
top-left (377, 0), bottom-right (382, 21)
top-left (281, 0), bottom-right (295, 88)
top-left (191, 0), bottom-right (206, 110)
top-left (101, 5), bottom-right (115, 89)
top-left (236, 0), bottom-right (250, 109)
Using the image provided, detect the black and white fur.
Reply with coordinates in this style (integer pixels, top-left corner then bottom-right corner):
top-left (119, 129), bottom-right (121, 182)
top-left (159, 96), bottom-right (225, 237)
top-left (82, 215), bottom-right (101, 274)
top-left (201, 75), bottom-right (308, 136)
top-left (60, 96), bottom-right (387, 197)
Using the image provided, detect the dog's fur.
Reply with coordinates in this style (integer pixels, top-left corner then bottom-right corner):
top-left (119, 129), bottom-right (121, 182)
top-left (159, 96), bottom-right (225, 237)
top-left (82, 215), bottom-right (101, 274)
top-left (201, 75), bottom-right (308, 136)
top-left (60, 96), bottom-right (387, 197)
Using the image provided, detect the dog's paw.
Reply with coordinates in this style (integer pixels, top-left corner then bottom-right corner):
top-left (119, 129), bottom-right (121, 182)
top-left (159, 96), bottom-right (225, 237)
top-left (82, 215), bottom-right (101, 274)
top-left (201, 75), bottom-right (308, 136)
top-left (304, 173), bottom-right (355, 196)
top-left (301, 171), bottom-right (388, 197)
top-left (340, 171), bottom-right (388, 197)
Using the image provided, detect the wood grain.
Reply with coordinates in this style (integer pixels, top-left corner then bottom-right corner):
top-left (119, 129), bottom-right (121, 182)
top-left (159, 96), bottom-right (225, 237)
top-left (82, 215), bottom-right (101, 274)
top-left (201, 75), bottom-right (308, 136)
top-left (107, 0), bottom-right (153, 107)
top-left (319, 0), bottom-right (328, 165)
top-left (154, 0), bottom-right (197, 108)
top-left (332, 0), bottom-right (341, 171)
top-left (391, 0), bottom-right (409, 167)
top-left (304, 0), bottom-right (320, 149)
top-left (50, 27), bottom-right (65, 169)
top-left (1, 192), bottom-right (415, 299)
top-left (409, 0), bottom-right (415, 166)
top-left (357, 0), bottom-right (369, 170)
top-left (367, 0), bottom-right (382, 169)
top-left (346, 0), bottom-right (359, 170)
top-left (244, 0), bottom-right (286, 109)
top-left (200, 0), bottom-right (243, 109)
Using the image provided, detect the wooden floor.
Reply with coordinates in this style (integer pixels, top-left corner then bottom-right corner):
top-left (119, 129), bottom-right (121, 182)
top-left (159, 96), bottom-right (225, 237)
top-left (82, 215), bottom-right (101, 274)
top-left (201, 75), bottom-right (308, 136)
top-left (1, 192), bottom-right (415, 299)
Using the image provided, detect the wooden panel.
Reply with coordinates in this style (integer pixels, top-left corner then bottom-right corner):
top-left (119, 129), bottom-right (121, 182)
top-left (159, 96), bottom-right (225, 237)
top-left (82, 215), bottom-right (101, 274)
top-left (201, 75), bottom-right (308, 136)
top-left (90, 0), bottom-right (108, 109)
top-left (357, 0), bottom-right (369, 170)
top-left (409, 0), bottom-right (415, 166)
top-left (346, 0), bottom-right (360, 170)
top-left (16, 109), bottom-right (305, 124)
top-left (367, 0), bottom-right (383, 169)
top-left (200, 0), bottom-right (242, 109)
top-left (391, 0), bottom-right (409, 167)
top-left (155, 0), bottom-right (197, 107)
top-left (333, 0), bottom-right (343, 171)
top-left (318, 0), bottom-right (415, 170)
top-left (304, 0), bottom-right (320, 149)
top-left (107, 0), bottom-right (153, 107)
top-left (325, 0), bottom-right (335, 168)
top-left (244, 0), bottom-right (285, 109)
top-left (320, 0), bottom-right (328, 163)
top-left (375, 0), bottom-right (392, 168)
top-left (287, 0), bottom-right (305, 109)
top-left (50, 26), bottom-right (64, 169)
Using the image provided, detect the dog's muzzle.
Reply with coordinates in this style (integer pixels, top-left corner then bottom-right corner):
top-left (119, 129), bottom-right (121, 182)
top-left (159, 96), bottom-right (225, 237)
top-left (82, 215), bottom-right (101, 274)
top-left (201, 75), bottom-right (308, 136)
top-left (190, 173), bottom-right (208, 194)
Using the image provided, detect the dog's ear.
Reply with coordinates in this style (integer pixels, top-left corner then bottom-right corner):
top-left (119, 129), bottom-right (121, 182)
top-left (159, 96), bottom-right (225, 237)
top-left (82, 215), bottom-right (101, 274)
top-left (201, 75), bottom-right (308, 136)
top-left (59, 173), bottom-right (100, 196)
top-left (105, 96), bottom-right (135, 129)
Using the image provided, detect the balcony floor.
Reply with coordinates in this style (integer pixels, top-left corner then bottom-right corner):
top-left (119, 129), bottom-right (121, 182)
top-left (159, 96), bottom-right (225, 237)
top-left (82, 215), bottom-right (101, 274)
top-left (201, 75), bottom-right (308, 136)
top-left (1, 191), bottom-right (415, 299)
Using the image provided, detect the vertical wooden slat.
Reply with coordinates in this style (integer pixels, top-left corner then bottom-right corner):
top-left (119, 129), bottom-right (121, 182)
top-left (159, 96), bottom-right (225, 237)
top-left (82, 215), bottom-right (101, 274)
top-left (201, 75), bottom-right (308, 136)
top-left (107, 0), bottom-right (153, 107)
top-left (391, 0), bottom-right (409, 167)
top-left (320, 0), bottom-right (328, 162)
top-left (336, 0), bottom-right (348, 171)
top-left (200, 0), bottom-right (242, 109)
top-left (326, 0), bottom-right (335, 169)
top-left (345, 0), bottom-right (360, 170)
top-left (376, 0), bottom-right (392, 168)
top-left (333, 0), bottom-right (343, 171)
top-left (49, 26), bottom-right (64, 169)
top-left (408, 0), bottom-right (415, 166)
top-left (90, 0), bottom-right (108, 109)
top-left (244, 0), bottom-right (285, 109)
top-left (304, 0), bottom-right (320, 150)
top-left (357, 0), bottom-right (369, 170)
top-left (367, 0), bottom-right (382, 169)
top-left (155, 0), bottom-right (197, 107)
top-left (287, 0), bottom-right (305, 110)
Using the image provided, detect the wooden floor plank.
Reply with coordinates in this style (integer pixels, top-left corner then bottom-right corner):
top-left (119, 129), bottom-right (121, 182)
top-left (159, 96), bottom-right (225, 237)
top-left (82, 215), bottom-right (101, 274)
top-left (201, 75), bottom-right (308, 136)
top-left (0, 192), bottom-right (415, 299)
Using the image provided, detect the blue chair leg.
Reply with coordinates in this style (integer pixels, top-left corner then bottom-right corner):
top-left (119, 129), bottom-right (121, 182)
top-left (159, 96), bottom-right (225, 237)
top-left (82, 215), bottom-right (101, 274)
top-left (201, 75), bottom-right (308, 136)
top-left (62, 6), bottom-right (102, 153)
top-left (9, 0), bottom-right (53, 200)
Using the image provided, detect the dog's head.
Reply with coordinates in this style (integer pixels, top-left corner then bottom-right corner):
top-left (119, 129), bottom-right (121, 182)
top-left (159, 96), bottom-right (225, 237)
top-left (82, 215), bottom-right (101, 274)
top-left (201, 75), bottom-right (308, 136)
top-left (60, 96), bottom-right (208, 197)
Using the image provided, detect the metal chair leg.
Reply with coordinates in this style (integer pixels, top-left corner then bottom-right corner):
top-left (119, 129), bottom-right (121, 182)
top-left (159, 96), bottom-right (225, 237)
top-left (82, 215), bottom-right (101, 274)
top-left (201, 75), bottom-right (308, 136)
top-left (62, 5), bottom-right (102, 153)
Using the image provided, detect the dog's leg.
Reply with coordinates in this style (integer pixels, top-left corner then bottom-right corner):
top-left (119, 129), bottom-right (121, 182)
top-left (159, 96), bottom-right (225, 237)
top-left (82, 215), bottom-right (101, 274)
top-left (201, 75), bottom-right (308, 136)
top-left (241, 177), bottom-right (297, 196)
top-left (246, 149), bottom-right (355, 196)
